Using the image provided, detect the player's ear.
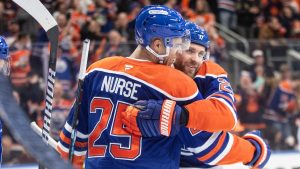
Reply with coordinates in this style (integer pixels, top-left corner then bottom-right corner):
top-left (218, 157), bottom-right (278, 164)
top-left (151, 38), bottom-right (165, 54)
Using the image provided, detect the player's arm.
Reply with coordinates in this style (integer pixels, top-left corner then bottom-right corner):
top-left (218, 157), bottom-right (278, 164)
top-left (57, 107), bottom-right (88, 168)
top-left (185, 62), bottom-right (237, 131)
top-left (184, 97), bottom-right (236, 131)
top-left (181, 130), bottom-right (270, 169)
top-left (57, 76), bottom-right (90, 168)
top-left (122, 62), bottom-right (237, 136)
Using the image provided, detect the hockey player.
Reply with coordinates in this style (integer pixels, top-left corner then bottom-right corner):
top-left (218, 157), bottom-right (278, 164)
top-left (0, 36), bottom-right (10, 165)
top-left (57, 5), bottom-right (204, 169)
top-left (122, 22), bottom-right (270, 169)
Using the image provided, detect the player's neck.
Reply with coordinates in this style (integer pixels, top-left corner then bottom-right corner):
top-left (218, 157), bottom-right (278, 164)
top-left (129, 45), bottom-right (159, 63)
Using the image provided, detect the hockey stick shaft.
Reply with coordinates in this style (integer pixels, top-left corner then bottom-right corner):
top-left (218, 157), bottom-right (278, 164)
top-left (30, 122), bottom-right (58, 151)
top-left (69, 39), bottom-right (90, 161)
top-left (12, 0), bottom-right (59, 144)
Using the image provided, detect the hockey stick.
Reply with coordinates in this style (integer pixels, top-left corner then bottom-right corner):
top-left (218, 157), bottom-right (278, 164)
top-left (12, 0), bottom-right (59, 145)
top-left (30, 122), bottom-right (58, 151)
top-left (69, 39), bottom-right (90, 162)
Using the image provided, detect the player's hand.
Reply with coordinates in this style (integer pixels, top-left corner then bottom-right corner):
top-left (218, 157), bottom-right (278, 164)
top-left (121, 99), bottom-right (182, 137)
top-left (242, 130), bottom-right (271, 169)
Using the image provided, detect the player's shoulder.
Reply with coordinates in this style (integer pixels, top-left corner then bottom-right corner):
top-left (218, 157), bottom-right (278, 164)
top-left (143, 65), bottom-right (199, 100)
top-left (87, 56), bottom-right (124, 72)
top-left (196, 61), bottom-right (227, 78)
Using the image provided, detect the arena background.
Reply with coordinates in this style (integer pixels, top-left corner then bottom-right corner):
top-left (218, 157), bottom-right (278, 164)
top-left (1, 0), bottom-right (300, 168)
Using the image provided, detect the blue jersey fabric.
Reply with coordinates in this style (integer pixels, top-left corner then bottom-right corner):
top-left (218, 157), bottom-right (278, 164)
top-left (58, 57), bottom-right (202, 169)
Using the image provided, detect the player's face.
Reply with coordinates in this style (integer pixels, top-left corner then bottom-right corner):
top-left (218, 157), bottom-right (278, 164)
top-left (164, 37), bottom-right (189, 66)
top-left (164, 49), bottom-right (177, 66)
top-left (174, 43), bottom-right (206, 78)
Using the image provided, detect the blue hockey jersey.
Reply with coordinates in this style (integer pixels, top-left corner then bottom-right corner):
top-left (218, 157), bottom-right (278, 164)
top-left (58, 56), bottom-right (202, 169)
top-left (179, 62), bottom-right (255, 168)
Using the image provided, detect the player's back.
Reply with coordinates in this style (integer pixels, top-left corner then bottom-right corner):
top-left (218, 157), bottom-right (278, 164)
top-left (67, 56), bottom-right (200, 169)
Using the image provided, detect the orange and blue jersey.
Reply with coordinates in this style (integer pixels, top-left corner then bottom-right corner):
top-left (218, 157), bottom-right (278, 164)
top-left (269, 80), bottom-right (297, 116)
top-left (179, 62), bottom-right (255, 168)
top-left (58, 56), bottom-right (202, 169)
top-left (264, 80), bottom-right (297, 123)
top-left (185, 61), bottom-right (237, 131)
top-left (180, 130), bottom-right (255, 167)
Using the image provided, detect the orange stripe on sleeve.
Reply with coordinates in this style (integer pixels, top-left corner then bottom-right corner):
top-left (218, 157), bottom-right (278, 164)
top-left (59, 132), bottom-right (71, 145)
top-left (217, 134), bottom-right (255, 165)
top-left (211, 93), bottom-right (233, 104)
top-left (60, 132), bottom-right (87, 148)
top-left (198, 132), bottom-right (226, 161)
top-left (57, 146), bottom-right (85, 169)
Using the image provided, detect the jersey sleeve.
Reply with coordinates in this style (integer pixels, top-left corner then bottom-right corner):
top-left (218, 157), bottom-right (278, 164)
top-left (180, 129), bottom-right (255, 166)
top-left (57, 74), bottom-right (91, 167)
top-left (184, 61), bottom-right (237, 131)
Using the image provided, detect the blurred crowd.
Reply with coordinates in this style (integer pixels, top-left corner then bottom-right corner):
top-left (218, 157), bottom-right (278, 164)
top-left (235, 49), bottom-right (300, 152)
top-left (1, 0), bottom-right (300, 165)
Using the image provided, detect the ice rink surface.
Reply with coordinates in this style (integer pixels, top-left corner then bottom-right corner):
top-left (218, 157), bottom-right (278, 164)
top-left (2, 151), bottom-right (300, 169)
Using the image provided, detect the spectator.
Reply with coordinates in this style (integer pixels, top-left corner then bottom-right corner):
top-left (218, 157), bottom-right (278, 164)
top-left (247, 49), bottom-right (274, 84)
top-left (114, 12), bottom-right (129, 42)
top-left (236, 71), bottom-right (266, 131)
top-left (236, 0), bottom-right (261, 38)
top-left (55, 41), bottom-right (77, 92)
top-left (264, 64), bottom-right (298, 150)
top-left (56, 13), bottom-right (68, 32)
top-left (4, 20), bottom-right (20, 45)
top-left (253, 65), bottom-right (265, 94)
top-left (98, 0), bottom-right (118, 33)
top-left (13, 72), bottom-right (44, 121)
top-left (2, 135), bottom-right (14, 164)
top-left (278, 5), bottom-right (298, 38)
top-left (164, 0), bottom-right (177, 9)
top-left (15, 8), bottom-right (39, 40)
top-left (2, 135), bottom-right (34, 164)
top-left (51, 81), bottom-right (73, 140)
top-left (80, 19), bottom-right (103, 41)
top-left (259, 16), bottom-right (286, 41)
top-left (9, 33), bottom-right (32, 89)
top-left (263, 0), bottom-right (283, 19)
top-left (186, 0), bottom-right (215, 29)
top-left (52, 0), bottom-right (72, 17)
top-left (25, 72), bottom-right (44, 121)
top-left (218, 0), bottom-right (237, 30)
top-left (0, 1), bottom-right (8, 35)
top-left (100, 29), bottom-right (130, 58)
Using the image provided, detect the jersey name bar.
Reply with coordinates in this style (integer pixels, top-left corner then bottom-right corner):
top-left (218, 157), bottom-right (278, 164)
top-left (101, 75), bottom-right (141, 100)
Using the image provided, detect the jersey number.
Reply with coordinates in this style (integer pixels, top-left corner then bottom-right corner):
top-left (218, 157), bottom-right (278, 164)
top-left (88, 97), bottom-right (142, 160)
top-left (218, 78), bottom-right (233, 93)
